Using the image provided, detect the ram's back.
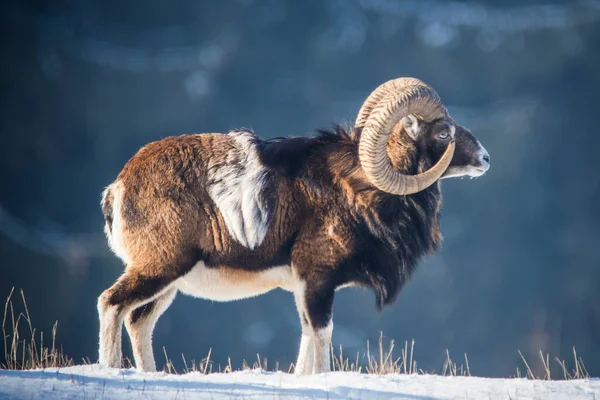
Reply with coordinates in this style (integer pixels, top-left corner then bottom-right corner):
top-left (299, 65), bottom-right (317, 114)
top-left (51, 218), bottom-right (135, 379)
top-left (101, 131), bottom-right (295, 268)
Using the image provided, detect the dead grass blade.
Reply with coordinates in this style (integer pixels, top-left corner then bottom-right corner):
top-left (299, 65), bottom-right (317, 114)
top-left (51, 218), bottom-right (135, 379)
top-left (1, 288), bottom-right (72, 370)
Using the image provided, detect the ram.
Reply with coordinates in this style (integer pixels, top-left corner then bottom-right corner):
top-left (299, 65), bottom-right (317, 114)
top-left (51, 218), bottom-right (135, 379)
top-left (98, 77), bottom-right (490, 374)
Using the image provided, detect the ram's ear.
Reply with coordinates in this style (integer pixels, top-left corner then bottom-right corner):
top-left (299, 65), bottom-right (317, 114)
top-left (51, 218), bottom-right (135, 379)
top-left (400, 114), bottom-right (421, 141)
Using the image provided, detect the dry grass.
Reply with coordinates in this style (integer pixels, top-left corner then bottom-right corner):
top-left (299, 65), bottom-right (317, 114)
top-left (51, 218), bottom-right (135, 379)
top-left (161, 332), bottom-right (588, 381)
top-left (329, 333), bottom-right (420, 374)
top-left (0, 288), bottom-right (593, 380)
top-left (329, 333), bottom-right (470, 376)
top-left (1, 287), bottom-right (72, 370)
top-left (517, 348), bottom-right (590, 380)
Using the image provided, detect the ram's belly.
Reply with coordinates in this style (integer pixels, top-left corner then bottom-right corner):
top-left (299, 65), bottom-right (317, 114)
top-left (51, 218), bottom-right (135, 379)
top-left (174, 262), bottom-right (296, 302)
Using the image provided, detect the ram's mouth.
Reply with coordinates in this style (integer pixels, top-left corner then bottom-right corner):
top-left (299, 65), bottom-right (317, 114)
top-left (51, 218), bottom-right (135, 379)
top-left (441, 164), bottom-right (489, 179)
top-left (470, 166), bottom-right (488, 176)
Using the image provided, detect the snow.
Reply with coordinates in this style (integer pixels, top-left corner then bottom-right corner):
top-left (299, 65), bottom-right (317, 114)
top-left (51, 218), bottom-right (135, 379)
top-left (0, 365), bottom-right (598, 400)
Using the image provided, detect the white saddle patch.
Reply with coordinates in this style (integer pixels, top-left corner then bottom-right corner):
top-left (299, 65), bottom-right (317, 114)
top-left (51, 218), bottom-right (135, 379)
top-left (207, 130), bottom-right (271, 249)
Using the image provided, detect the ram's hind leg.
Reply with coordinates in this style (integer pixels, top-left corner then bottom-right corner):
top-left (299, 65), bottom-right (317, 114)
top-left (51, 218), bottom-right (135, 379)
top-left (125, 288), bottom-right (177, 372)
top-left (98, 263), bottom-right (180, 369)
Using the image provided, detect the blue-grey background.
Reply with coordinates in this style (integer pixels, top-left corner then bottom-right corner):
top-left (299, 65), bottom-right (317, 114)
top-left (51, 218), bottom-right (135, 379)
top-left (1, 0), bottom-right (599, 378)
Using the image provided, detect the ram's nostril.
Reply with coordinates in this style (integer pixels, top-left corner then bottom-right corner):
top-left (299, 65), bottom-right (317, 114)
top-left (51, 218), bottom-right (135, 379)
top-left (483, 154), bottom-right (490, 163)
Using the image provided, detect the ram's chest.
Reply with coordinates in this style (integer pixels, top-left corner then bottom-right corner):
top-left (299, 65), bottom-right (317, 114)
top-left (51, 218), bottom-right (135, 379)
top-left (174, 262), bottom-right (297, 302)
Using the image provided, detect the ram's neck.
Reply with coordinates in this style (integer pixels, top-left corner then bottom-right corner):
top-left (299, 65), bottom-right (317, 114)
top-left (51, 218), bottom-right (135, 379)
top-left (288, 129), bottom-right (442, 256)
top-left (324, 135), bottom-right (443, 255)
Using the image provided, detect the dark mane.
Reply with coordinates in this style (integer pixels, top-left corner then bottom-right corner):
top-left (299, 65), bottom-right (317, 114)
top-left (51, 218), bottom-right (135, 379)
top-left (258, 124), bottom-right (357, 178)
top-left (343, 179), bottom-right (442, 309)
top-left (260, 124), bottom-right (442, 309)
top-left (314, 123), bottom-right (357, 142)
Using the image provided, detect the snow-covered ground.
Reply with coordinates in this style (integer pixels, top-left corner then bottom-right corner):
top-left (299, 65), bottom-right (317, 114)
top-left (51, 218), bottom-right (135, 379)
top-left (0, 365), bottom-right (598, 399)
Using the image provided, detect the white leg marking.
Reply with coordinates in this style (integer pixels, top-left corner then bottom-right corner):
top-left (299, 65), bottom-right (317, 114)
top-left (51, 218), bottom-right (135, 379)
top-left (294, 284), bottom-right (314, 375)
top-left (312, 320), bottom-right (333, 374)
top-left (98, 284), bottom-right (173, 369)
top-left (97, 293), bottom-right (123, 369)
top-left (125, 288), bottom-right (177, 372)
top-left (296, 333), bottom-right (315, 375)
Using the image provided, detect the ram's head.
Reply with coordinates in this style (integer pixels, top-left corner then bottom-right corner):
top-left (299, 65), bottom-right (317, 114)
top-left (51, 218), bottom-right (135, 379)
top-left (355, 78), bottom-right (490, 194)
top-left (441, 124), bottom-right (490, 179)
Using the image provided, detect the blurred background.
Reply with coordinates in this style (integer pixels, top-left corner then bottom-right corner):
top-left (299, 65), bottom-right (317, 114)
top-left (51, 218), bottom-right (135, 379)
top-left (1, 0), bottom-right (599, 378)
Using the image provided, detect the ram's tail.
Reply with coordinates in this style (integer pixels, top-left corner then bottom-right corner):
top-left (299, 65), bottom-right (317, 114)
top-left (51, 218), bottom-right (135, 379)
top-left (101, 185), bottom-right (114, 239)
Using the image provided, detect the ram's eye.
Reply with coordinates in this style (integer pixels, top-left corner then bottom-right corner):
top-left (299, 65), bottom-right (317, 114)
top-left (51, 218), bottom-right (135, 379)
top-left (437, 131), bottom-right (450, 140)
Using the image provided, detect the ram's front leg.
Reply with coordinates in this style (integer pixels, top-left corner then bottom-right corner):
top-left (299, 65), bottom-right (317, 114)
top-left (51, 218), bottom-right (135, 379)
top-left (294, 289), bottom-right (315, 375)
top-left (306, 285), bottom-right (334, 374)
top-left (293, 271), bottom-right (335, 374)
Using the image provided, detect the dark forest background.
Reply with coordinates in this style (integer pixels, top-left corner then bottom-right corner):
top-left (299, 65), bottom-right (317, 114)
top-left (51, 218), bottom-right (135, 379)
top-left (1, 0), bottom-right (599, 378)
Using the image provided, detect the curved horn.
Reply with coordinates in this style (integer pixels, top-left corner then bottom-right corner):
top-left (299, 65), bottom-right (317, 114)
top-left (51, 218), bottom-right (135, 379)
top-left (359, 84), bottom-right (455, 195)
top-left (355, 77), bottom-right (434, 128)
